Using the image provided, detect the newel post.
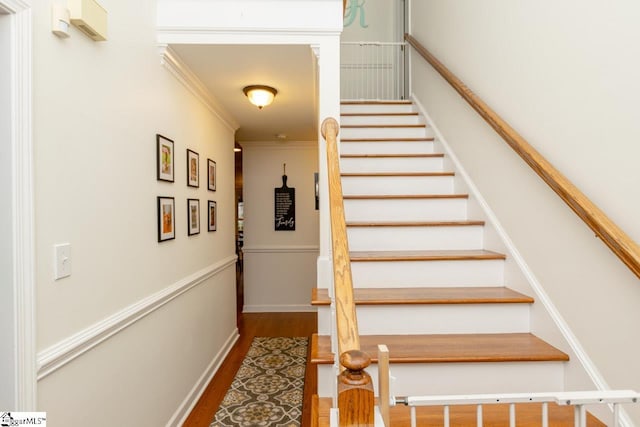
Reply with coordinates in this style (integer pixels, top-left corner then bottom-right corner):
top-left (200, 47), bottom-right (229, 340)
top-left (337, 350), bottom-right (375, 426)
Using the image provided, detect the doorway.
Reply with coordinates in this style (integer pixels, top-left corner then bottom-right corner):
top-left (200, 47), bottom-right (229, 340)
top-left (234, 143), bottom-right (244, 320)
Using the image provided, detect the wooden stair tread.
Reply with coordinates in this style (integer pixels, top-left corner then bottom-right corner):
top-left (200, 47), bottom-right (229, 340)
top-left (350, 249), bottom-right (506, 262)
top-left (340, 153), bottom-right (443, 158)
top-left (341, 100), bottom-right (412, 105)
top-left (314, 397), bottom-right (605, 427)
top-left (341, 112), bottom-right (420, 116)
top-left (311, 286), bottom-right (534, 306)
top-left (311, 333), bottom-right (569, 364)
top-left (344, 194), bottom-right (468, 200)
top-left (341, 124), bottom-right (426, 128)
top-left (341, 137), bottom-right (435, 142)
top-left (346, 220), bottom-right (484, 227)
top-left (342, 172), bottom-right (454, 178)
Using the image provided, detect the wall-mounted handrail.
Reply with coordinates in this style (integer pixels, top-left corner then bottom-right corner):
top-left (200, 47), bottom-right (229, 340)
top-left (405, 33), bottom-right (640, 280)
top-left (321, 117), bottom-right (374, 426)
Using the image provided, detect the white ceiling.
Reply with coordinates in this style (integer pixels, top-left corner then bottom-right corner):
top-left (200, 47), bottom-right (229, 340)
top-left (171, 44), bottom-right (318, 142)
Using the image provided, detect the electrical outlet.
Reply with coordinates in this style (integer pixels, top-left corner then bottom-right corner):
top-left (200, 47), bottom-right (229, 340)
top-left (54, 243), bottom-right (72, 280)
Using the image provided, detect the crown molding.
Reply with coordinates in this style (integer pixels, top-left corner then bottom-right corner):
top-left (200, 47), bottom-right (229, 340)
top-left (159, 44), bottom-right (240, 133)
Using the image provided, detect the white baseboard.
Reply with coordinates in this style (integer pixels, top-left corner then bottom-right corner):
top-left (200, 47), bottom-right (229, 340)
top-left (243, 304), bottom-right (316, 313)
top-left (166, 328), bottom-right (240, 427)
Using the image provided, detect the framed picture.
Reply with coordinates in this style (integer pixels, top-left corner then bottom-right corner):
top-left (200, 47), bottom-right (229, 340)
top-left (157, 196), bottom-right (175, 242)
top-left (187, 149), bottom-right (199, 187)
top-left (156, 134), bottom-right (174, 182)
top-left (187, 199), bottom-right (200, 235)
top-left (207, 159), bottom-right (216, 192)
top-left (208, 200), bottom-right (217, 232)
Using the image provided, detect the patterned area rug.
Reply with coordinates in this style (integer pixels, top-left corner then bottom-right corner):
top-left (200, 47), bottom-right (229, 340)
top-left (210, 337), bottom-right (309, 427)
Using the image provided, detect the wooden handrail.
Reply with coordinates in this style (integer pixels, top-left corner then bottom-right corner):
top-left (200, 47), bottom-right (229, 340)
top-left (405, 33), bottom-right (640, 279)
top-left (322, 117), bottom-right (374, 426)
top-left (321, 117), bottom-right (360, 357)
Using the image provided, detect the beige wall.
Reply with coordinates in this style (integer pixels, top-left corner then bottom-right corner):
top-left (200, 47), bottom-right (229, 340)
top-left (409, 1), bottom-right (640, 423)
top-left (33, 0), bottom-right (237, 424)
top-left (241, 141), bottom-right (319, 312)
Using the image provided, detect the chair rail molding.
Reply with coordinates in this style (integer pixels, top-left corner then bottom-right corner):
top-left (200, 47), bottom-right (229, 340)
top-left (36, 255), bottom-right (237, 380)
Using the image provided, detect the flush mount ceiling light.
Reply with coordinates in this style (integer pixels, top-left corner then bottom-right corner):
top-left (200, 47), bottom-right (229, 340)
top-left (243, 85), bottom-right (277, 109)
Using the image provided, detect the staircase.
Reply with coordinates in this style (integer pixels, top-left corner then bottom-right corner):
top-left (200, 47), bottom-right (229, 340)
top-left (311, 100), bottom-right (589, 425)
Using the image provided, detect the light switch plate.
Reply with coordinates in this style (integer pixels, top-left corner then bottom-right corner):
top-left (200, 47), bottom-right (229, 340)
top-left (54, 243), bottom-right (71, 280)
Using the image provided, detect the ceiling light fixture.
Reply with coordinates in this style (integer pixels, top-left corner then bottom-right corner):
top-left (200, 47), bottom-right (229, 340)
top-left (243, 85), bottom-right (277, 109)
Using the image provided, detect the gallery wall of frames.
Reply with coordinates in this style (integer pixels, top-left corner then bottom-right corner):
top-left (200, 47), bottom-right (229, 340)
top-left (156, 134), bottom-right (218, 242)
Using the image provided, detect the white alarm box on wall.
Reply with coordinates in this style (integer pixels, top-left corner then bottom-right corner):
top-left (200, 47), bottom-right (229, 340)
top-left (68, 0), bottom-right (107, 41)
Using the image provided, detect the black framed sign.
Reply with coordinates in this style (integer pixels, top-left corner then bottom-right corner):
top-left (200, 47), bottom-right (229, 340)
top-left (274, 174), bottom-right (295, 231)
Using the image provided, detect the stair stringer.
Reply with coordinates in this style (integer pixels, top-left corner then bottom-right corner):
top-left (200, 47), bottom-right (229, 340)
top-left (411, 94), bottom-right (632, 427)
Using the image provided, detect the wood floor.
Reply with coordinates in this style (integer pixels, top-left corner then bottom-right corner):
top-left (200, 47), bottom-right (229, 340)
top-left (182, 312), bottom-right (318, 427)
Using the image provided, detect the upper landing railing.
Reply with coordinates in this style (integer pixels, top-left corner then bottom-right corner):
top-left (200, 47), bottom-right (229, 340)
top-left (341, 41), bottom-right (407, 100)
top-left (405, 33), bottom-right (640, 280)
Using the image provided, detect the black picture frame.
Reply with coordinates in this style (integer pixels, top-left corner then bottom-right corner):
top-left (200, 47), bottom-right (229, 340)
top-left (208, 200), bottom-right (217, 232)
top-left (156, 134), bottom-right (174, 182)
top-left (187, 199), bottom-right (200, 236)
top-left (207, 159), bottom-right (216, 192)
top-left (157, 196), bottom-right (176, 242)
top-left (187, 149), bottom-right (199, 188)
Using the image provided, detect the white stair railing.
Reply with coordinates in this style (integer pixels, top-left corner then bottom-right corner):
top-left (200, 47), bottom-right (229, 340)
top-left (340, 42), bottom-right (406, 100)
top-left (388, 391), bottom-right (640, 427)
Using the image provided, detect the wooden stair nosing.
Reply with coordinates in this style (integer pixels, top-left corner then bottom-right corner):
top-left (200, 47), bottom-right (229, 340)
top-left (311, 286), bottom-right (534, 306)
top-left (341, 137), bottom-right (435, 142)
top-left (311, 333), bottom-right (569, 365)
top-left (341, 112), bottom-right (420, 117)
top-left (340, 153), bottom-right (443, 158)
top-left (341, 172), bottom-right (454, 177)
top-left (349, 249), bottom-right (506, 262)
top-left (343, 194), bottom-right (468, 200)
top-left (346, 220), bottom-right (484, 227)
top-left (341, 124), bottom-right (427, 129)
top-left (341, 100), bottom-right (412, 105)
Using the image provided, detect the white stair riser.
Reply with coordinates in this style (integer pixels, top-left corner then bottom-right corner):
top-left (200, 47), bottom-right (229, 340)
top-left (344, 198), bottom-right (468, 222)
top-left (341, 103), bottom-right (415, 114)
top-left (351, 259), bottom-right (505, 287)
top-left (317, 362), bottom-right (565, 397)
top-left (341, 126), bottom-right (431, 139)
top-left (340, 157), bottom-right (444, 173)
top-left (316, 304), bottom-right (530, 335)
top-left (341, 114), bottom-right (424, 126)
top-left (317, 308), bottom-right (332, 335)
top-left (342, 175), bottom-right (454, 195)
top-left (340, 141), bottom-right (436, 155)
top-left (347, 226), bottom-right (483, 251)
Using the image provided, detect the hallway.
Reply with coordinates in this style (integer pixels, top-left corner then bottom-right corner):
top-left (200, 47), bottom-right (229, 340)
top-left (183, 312), bottom-right (318, 427)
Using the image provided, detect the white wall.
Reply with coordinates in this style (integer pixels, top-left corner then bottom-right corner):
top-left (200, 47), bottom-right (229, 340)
top-left (0, 11), bottom-right (15, 409)
top-left (241, 140), bottom-right (319, 312)
top-left (32, 0), bottom-right (237, 425)
top-left (409, 1), bottom-right (640, 423)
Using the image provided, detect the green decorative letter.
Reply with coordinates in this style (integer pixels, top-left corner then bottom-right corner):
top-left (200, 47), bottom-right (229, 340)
top-left (344, 0), bottom-right (368, 28)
